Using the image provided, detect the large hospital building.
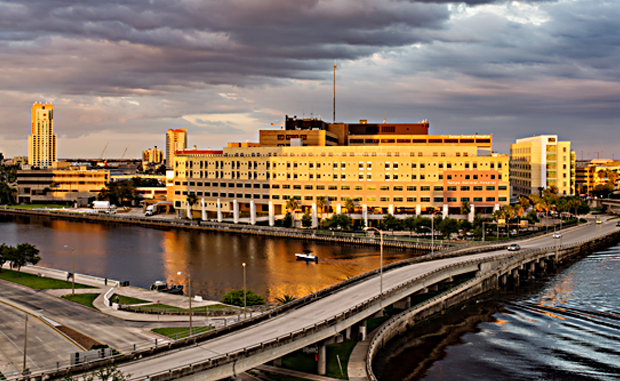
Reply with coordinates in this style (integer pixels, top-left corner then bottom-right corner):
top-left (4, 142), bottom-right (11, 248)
top-left (169, 117), bottom-right (510, 225)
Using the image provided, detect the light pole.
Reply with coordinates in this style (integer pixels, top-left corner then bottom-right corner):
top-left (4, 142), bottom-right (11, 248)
top-left (363, 227), bottom-right (384, 298)
top-left (22, 314), bottom-right (28, 375)
top-left (242, 263), bottom-right (247, 319)
top-left (64, 245), bottom-right (75, 296)
top-left (177, 271), bottom-right (192, 337)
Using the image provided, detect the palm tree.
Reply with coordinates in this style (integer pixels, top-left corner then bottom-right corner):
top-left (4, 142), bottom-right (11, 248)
top-left (344, 197), bottom-right (356, 216)
top-left (275, 294), bottom-right (296, 306)
top-left (316, 196), bottom-right (328, 228)
top-left (519, 196), bottom-right (530, 211)
top-left (460, 201), bottom-right (471, 215)
top-left (186, 192), bottom-right (198, 219)
top-left (566, 198), bottom-right (581, 217)
top-left (285, 197), bottom-right (300, 226)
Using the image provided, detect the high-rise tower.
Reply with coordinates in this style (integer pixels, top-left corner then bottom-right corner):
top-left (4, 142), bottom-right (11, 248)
top-left (166, 128), bottom-right (188, 168)
top-left (28, 102), bottom-right (57, 168)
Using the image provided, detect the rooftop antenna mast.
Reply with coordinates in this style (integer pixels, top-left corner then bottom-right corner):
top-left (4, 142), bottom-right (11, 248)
top-left (333, 60), bottom-right (337, 123)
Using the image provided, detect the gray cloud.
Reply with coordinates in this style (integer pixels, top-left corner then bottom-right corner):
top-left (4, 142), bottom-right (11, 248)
top-left (0, 0), bottom-right (619, 159)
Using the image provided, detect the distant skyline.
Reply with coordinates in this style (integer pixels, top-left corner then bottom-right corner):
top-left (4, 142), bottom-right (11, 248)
top-left (0, 0), bottom-right (618, 160)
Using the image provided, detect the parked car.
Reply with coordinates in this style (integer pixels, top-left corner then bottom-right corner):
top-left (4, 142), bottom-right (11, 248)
top-left (552, 232), bottom-right (562, 239)
top-left (507, 244), bottom-right (521, 251)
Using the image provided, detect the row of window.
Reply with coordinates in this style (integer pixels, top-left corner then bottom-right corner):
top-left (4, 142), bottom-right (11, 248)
top-left (176, 191), bottom-right (506, 203)
top-left (181, 160), bottom-right (505, 170)
top-left (180, 181), bottom-right (507, 192)
top-left (182, 171), bottom-right (504, 181)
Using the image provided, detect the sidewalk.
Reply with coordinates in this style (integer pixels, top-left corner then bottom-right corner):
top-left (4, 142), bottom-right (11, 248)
top-left (0, 263), bottom-right (238, 324)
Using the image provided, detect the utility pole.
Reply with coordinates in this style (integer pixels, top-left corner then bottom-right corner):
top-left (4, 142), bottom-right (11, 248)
top-left (22, 314), bottom-right (28, 374)
top-left (333, 61), bottom-right (337, 123)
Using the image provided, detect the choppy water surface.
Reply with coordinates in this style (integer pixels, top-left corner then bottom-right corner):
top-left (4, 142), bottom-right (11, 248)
top-left (0, 214), bottom-right (410, 302)
top-left (375, 243), bottom-right (620, 381)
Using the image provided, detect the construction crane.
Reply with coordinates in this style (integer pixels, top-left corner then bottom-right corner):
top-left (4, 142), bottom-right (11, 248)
top-left (100, 143), bottom-right (109, 159)
top-left (121, 145), bottom-right (129, 159)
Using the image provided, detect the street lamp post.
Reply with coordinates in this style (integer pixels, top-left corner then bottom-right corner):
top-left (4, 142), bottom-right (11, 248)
top-left (242, 263), bottom-right (247, 319)
top-left (176, 271), bottom-right (192, 337)
top-left (64, 245), bottom-right (75, 296)
top-left (22, 314), bottom-right (28, 375)
top-left (363, 227), bottom-right (384, 299)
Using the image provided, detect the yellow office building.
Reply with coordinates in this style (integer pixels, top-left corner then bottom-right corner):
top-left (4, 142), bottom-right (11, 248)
top-left (166, 128), bottom-right (187, 169)
top-left (510, 135), bottom-right (575, 197)
top-left (169, 118), bottom-right (510, 225)
top-left (28, 103), bottom-right (57, 168)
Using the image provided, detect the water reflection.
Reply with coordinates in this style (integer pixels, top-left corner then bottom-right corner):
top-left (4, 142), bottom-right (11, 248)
top-left (375, 243), bottom-right (620, 381)
top-left (0, 214), bottom-right (411, 302)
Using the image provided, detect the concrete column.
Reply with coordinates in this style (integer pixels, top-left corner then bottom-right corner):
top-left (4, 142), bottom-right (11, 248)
top-left (362, 204), bottom-right (368, 227)
top-left (388, 204), bottom-right (394, 215)
top-left (494, 203), bottom-right (500, 212)
top-left (273, 357), bottom-right (282, 367)
top-left (359, 325), bottom-right (367, 341)
top-left (416, 205), bottom-right (421, 216)
top-left (442, 204), bottom-right (448, 219)
top-left (250, 201), bottom-right (256, 225)
top-left (268, 201), bottom-right (275, 227)
top-left (312, 203), bottom-right (318, 228)
top-left (336, 203), bottom-right (342, 214)
top-left (317, 345), bottom-right (327, 375)
top-left (185, 202), bottom-right (191, 219)
top-left (345, 326), bottom-right (352, 341)
top-left (201, 198), bottom-right (206, 221)
top-left (217, 199), bottom-right (222, 222)
top-left (468, 203), bottom-right (475, 222)
top-left (512, 268), bottom-right (520, 286)
top-left (233, 200), bottom-right (239, 224)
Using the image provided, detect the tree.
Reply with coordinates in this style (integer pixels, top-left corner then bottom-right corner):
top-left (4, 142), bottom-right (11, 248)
top-left (316, 196), bottom-right (328, 227)
top-left (220, 289), bottom-right (266, 307)
top-left (460, 201), bottom-right (471, 215)
top-left (285, 197), bottom-right (299, 213)
top-left (98, 180), bottom-right (138, 206)
top-left (282, 212), bottom-right (293, 228)
top-left (329, 214), bottom-right (352, 230)
top-left (438, 218), bottom-right (459, 238)
top-left (301, 210), bottom-right (312, 228)
top-left (0, 182), bottom-right (17, 204)
top-left (155, 164), bottom-right (167, 175)
top-left (403, 216), bottom-right (417, 236)
top-left (275, 294), bottom-right (296, 306)
top-left (7, 243), bottom-right (41, 277)
top-left (519, 196), bottom-right (531, 211)
top-left (566, 197), bottom-right (582, 217)
top-left (62, 363), bottom-right (131, 381)
top-left (344, 197), bottom-right (356, 215)
top-left (382, 214), bottom-right (401, 231)
top-left (0, 243), bottom-right (13, 273)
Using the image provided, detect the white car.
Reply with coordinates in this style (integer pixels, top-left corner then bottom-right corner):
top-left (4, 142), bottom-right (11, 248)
top-left (552, 232), bottom-right (562, 239)
top-left (507, 244), bottom-right (521, 251)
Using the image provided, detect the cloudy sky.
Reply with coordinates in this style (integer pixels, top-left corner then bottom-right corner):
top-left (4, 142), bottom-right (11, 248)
top-left (0, 0), bottom-right (618, 160)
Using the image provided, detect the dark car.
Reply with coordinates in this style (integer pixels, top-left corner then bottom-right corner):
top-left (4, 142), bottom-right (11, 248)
top-left (507, 244), bottom-right (521, 251)
top-left (616, 221), bottom-right (620, 227)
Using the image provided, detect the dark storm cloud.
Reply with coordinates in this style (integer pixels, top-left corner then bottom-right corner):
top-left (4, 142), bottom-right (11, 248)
top-left (0, 0), bottom-right (466, 95)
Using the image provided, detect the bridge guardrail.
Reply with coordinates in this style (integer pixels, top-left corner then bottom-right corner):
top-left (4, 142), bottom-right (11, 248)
top-left (365, 229), bottom-right (620, 381)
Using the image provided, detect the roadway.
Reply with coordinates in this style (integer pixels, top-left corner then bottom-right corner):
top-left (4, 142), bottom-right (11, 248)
top-left (118, 218), bottom-right (620, 379)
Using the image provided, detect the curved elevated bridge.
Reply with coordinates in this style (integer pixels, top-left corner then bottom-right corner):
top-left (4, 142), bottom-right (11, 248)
top-left (27, 218), bottom-right (620, 381)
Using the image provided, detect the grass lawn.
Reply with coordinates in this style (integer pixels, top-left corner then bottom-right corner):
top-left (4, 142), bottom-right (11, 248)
top-left (151, 326), bottom-right (213, 339)
top-left (62, 293), bottom-right (100, 310)
top-left (110, 294), bottom-right (149, 305)
top-left (0, 269), bottom-right (95, 290)
top-left (0, 371), bottom-right (6, 380)
top-left (248, 370), bottom-right (309, 381)
top-left (134, 303), bottom-right (238, 313)
top-left (326, 340), bottom-right (357, 379)
top-left (8, 204), bottom-right (69, 209)
top-left (281, 351), bottom-right (317, 374)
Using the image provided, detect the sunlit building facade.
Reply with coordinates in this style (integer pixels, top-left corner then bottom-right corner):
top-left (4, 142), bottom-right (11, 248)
top-left (510, 135), bottom-right (575, 197)
top-left (142, 146), bottom-right (164, 164)
top-left (169, 118), bottom-right (510, 225)
top-left (28, 102), bottom-right (57, 168)
top-left (16, 166), bottom-right (109, 204)
top-left (575, 159), bottom-right (620, 195)
top-left (166, 128), bottom-right (187, 168)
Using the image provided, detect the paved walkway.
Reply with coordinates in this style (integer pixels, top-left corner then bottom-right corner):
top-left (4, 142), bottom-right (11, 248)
top-left (0, 263), bottom-right (239, 324)
top-left (256, 365), bottom-right (342, 381)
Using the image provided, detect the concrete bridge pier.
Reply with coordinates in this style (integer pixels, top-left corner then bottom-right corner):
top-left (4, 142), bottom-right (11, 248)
top-left (428, 284), bottom-right (439, 292)
top-left (393, 295), bottom-right (412, 310)
top-left (499, 274), bottom-right (507, 287)
top-left (511, 268), bottom-right (520, 287)
top-left (318, 343), bottom-right (328, 375)
top-left (538, 259), bottom-right (547, 273)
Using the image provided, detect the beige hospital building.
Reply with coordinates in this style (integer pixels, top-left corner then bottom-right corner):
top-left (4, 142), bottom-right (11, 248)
top-left (168, 117), bottom-right (510, 226)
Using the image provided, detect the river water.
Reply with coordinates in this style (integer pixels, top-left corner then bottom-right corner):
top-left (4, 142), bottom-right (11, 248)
top-left (0, 214), bottom-right (411, 303)
top-left (374, 242), bottom-right (620, 380)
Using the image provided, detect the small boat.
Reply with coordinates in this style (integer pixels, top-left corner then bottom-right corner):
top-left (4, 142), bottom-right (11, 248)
top-left (150, 280), bottom-right (184, 295)
top-left (295, 250), bottom-right (319, 263)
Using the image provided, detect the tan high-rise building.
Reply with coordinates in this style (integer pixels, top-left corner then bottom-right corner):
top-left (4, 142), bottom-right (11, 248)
top-left (166, 129), bottom-right (187, 168)
top-left (28, 102), bottom-right (57, 168)
top-left (142, 146), bottom-right (164, 164)
top-left (510, 135), bottom-right (575, 197)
